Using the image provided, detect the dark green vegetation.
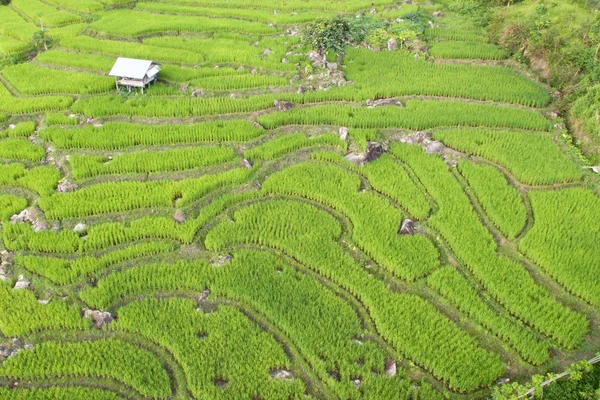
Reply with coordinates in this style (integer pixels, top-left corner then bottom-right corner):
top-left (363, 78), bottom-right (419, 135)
top-left (0, 0), bottom-right (598, 399)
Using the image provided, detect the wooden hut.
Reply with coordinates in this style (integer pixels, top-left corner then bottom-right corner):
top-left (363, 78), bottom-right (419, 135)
top-left (109, 57), bottom-right (161, 94)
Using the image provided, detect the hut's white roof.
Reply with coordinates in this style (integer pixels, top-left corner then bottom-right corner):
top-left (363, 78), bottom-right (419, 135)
top-left (109, 58), bottom-right (154, 80)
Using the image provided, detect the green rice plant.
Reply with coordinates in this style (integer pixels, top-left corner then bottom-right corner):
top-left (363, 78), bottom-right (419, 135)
top-left (0, 194), bottom-right (27, 220)
top-left (44, 0), bottom-right (103, 12)
top-left (38, 168), bottom-right (252, 219)
top-left (2, 64), bottom-right (114, 95)
top-left (0, 121), bottom-right (35, 138)
top-left (83, 250), bottom-right (419, 399)
top-left (244, 133), bottom-right (347, 160)
top-left (3, 223), bottom-right (80, 253)
top-left (147, 0), bottom-right (395, 12)
top-left (143, 36), bottom-right (297, 72)
top-left (0, 83), bottom-right (72, 114)
top-left (0, 6), bottom-right (38, 42)
top-left (433, 128), bottom-right (583, 185)
top-left (428, 41), bottom-right (508, 60)
top-left (258, 101), bottom-right (552, 131)
top-left (262, 162), bottom-right (440, 281)
top-left (0, 35), bottom-right (29, 55)
top-left (0, 164), bottom-right (62, 196)
top-left (361, 154), bottom-right (432, 220)
top-left (112, 299), bottom-right (306, 399)
top-left (203, 199), bottom-right (504, 392)
top-left (16, 241), bottom-right (177, 284)
top-left (10, 0), bottom-right (82, 27)
top-left (81, 191), bottom-right (257, 250)
top-left (0, 282), bottom-right (88, 336)
top-left (90, 9), bottom-right (277, 37)
top-left (36, 50), bottom-right (115, 73)
top-left (161, 64), bottom-right (246, 82)
top-left (61, 36), bottom-right (205, 65)
top-left (190, 74), bottom-right (289, 91)
top-left (391, 142), bottom-right (588, 349)
top-left (45, 112), bottom-right (78, 126)
top-left (424, 28), bottom-right (489, 43)
top-left (69, 146), bottom-right (238, 179)
top-left (520, 188), bottom-right (600, 306)
top-left (0, 339), bottom-right (171, 399)
top-left (428, 267), bottom-right (549, 365)
top-left (0, 387), bottom-right (125, 400)
top-left (136, 2), bottom-right (335, 24)
top-left (458, 160), bottom-right (527, 239)
top-left (345, 48), bottom-right (549, 107)
top-left (41, 120), bottom-right (264, 150)
top-left (47, 23), bottom-right (87, 40)
top-left (0, 138), bottom-right (45, 161)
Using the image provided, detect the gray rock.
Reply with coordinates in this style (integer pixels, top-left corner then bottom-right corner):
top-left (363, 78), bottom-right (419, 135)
top-left (339, 127), bottom-right (349, 141)
top-left (173, 210), bottom-right (186, 223)
top-left (13, 275), bottom-right (30, 290)
top-left (241, 159), bottom-right (253, 169)
top-left (432, 11), bottom-right (443, 18)
top-left (271, 369), bottom-right (293, 380)
top-left (424, 140), bottom-right (445, 154)
top-left (371, 98), bottom-right (403, 107)
top-left (73, 223), bottom-right (87, 233)
top-left (387, 38), bottom-right (398, 51)
top-left (496, 378), bottom-right (510, 385)
top-left (281, 58), bottom-right (289, 63)
top-left (198, 289), bottom-right (210, 303)
top-left (400, 219), bottom-right (415, 235)
top-left (8, 124), bottom-right (16, 130)
top-left (385, 360), bottom-right (397, 376)
top-left (263, 48), bottom-right (273, 55)
top-left (274, 100), bottom-right (293, 112)
top-left (364, 142), bottom-right (385, 163)
top-left (326, 62), bottom-right (338, 71)
top-left (83, 309), bottom-right (113, 329)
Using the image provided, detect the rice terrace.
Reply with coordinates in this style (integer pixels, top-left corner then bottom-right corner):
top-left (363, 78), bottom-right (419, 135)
top-left (0, 0), bottom-right (599, 398)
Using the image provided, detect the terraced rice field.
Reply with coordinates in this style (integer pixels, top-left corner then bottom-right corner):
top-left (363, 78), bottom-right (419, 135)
top-left (0, 0), bottom-right (599, 399)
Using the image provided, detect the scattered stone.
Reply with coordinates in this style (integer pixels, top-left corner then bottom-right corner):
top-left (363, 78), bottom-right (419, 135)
top-left (10, 208), bottom-right (47, 232)
top-left (424, 140), bottom-right (446, 154)
top-left (353, 379), bottom-right (362, 388)
top-left (306, 51), bottom-right (324, 68)
top-left (274, 100), bottom-right (294, 112)
top-left (432, 11), bottom-right (443, 17)
top-left (326, 62), bottom-right (338, 71)
top-left (400, 219), bottom-right (415, 235)
top-left (281, 57), bottom-right (289, 63)
top-left (387, 38), bottom-right (398, 51)
top-left (369, 7), bottom-right (377, 13)
top-left (13, 275), bottom-right (30, 290)
top-left (428, 20), bottom-right (434, 28)
top-left (236, 66), bottom-right (245, 72)
top-left (344, 153), bottom-right (364, 165)
top-left (263, 48), bottom-right (273, 55)
top-left (272, 9), bottom-right (278, 14)
top-left (549, 111), bottom-right (558, 118)
top-left (212, 254), bottom-right (232, 267)
top-left (0, 267), bottom-right (8, 282)
top-left (56, 179), bottom-right (78, 193)
top-left (37, 299), bottom-right (49, 305)
top-left (271, 369), bottom-right (293, 380)
top-left (86, 117), bottom-right (94, 124)
top-left (0, 339), bottom-right (32, 359)
top-left (192, 89), bottom-right (203, 97)
top-left (250, 69), bottom-right (257, 75)
top-left (173, 209), bottom-right (186, 224)
top-left (496, 378), bottom-right (510, 385)
top-left (198, 289), bottom-right (210, 303)
top-left (364, 142), bottom-right (385, 163)
top-left (287, 27), bottom-right (299, 36)
top-left (419, 45), bottom-right (430, 53)
top-left (68, 114), bottom-right (77, 118)
top-left (107, 155), bottom-right (113, 161)
top-left (339, 126), bottom-right (349, 141)
top-left (214, 65), bottom-right (220, 69)
top-left (368, 98), bottom-right (403, 107)
top-left (297, 85), bottom-right (305, 94)
top-left (93, 123), bottom-right (103, 128)
top-left (253, 121), bottom-right (263, 129)
top-left (241, 159), bottom-right (253, 169)
top-left (8, 124), bottom-right (16, 130)
top-left (73, 223), bottom-right (87, 233)
top-left (385, 360), bottom-right (397, 377)
top-left (83, 309), bottom-right (113, 329)
top-left (181, 84), bottom-right (190, 93)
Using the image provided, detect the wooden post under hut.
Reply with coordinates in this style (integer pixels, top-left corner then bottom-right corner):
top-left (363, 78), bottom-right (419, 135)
top-left (108, 57), bottom-right (161, 94)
